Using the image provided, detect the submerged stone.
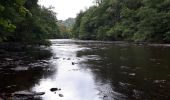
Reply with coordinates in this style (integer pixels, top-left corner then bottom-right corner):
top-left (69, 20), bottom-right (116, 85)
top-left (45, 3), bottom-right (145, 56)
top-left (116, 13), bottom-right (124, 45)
top-left (50, 88), bottom-right (58, 92)
top-left (72, 62), bottom-right (75, 65)
top-left (14, 91), bottom-right (45, 97)
top-left (34, 92), bottom-right (45, 95)
top-left (59, 94), bottom-right (64, 97)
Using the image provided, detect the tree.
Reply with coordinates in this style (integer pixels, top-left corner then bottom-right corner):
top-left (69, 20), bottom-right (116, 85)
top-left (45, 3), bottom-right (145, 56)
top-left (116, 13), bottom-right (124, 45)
top-left (0, 0), bottom-right (29, 42)
top-left (0, 0), bottom-right (61, 45)
top-left (72, 0), bottom-right (170, 42)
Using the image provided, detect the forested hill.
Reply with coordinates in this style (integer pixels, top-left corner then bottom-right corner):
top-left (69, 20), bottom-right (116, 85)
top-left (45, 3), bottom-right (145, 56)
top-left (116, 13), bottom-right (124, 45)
top-left (72, 0), bottom-right (170, 42)
top-left (0, 0), bottom-right (61, 45)
top-left (60, 18), bottom-right (75, 29)
top-left (58, 18), bottom-right (75, 38)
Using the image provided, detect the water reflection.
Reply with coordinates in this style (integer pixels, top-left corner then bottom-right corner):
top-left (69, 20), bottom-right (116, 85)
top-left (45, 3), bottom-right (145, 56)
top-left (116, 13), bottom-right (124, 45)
top-left (76, 41), bottom-right (170, 100)
top-left (33, 39), bottom-right (170, 100)
top-left (0, 47), bottom-right (52, 93)
top-left (33, 39), bottom-right (102, 100)
top-left (1, 39), bottom-right (170, 100)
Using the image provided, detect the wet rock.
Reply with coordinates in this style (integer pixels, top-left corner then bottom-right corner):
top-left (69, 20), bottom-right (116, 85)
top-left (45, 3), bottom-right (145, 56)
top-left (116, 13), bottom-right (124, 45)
top-left (120, 66), bottom-right (129, 69)
top-left (153, 80), bottom-right (166, 84)
top-left (34, 92), bottom-right (45, 95)
top-left (72, 62), bottom-right (78, 65)
top-left (71, 69), bottom-right (80, 71)
top-left (41, 60), bottom-right (49, 63)
top-left (14, 91), bottom-right (34, 97)
top-left (59, 94), bottom-right (64, 97)
top-left (72, 62), bottom-right (75, 65)
top-left (132, 89), bottom-right (143, 99)
top-left (50, 88), bottom-right (58, 92)
top-left (11, 66), bottom-right (29, 71)
top-left (5, 58), bottom-right (13, 61)
top-left (67, 58), bottom-right (71, 60)
top-left (6, 85), bottom-right (17, 89)
top-left (103, 94), bottom-right (108, 98)
top-left (129, 73), bottom-right (136, 76)
top-left (14, 91), bottom-right (45, 97)
top-left (53, 57), bottom-right (59, 59)
top-left (12, 91), bottom-right (45, 100)
top-left (119, 82), bottom-right (132, 87)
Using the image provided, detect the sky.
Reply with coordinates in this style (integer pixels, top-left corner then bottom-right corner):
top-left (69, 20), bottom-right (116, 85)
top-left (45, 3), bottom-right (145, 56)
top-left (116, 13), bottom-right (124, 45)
top-left (38, 0), bottom-right (94, 20)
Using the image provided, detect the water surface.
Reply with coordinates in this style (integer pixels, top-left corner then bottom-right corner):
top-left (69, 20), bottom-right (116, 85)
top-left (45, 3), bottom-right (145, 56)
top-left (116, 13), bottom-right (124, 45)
top-left (1, 39), bottom-right (170, 100)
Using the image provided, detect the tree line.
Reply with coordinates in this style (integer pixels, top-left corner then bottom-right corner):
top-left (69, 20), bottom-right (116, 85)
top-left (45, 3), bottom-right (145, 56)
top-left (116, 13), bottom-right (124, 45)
top-left (72, 0), bottom-right (170, 42)
top-left (0, 0), bottom-right (69, 45)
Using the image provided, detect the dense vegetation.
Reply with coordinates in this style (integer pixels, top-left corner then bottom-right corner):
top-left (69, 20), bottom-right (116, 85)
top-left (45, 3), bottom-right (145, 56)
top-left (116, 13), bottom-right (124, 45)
top-left (58, 18), bottom-right (75, 39)
top-left (0, 0), bottom-right (61, 45)
top-left (72, 0), bottom-right (170, 42)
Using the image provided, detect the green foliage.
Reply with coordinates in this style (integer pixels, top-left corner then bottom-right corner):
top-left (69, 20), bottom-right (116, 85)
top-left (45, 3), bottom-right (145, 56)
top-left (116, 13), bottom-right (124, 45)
top-left (19, 6), bottom-right (30, 16)
top-left (15, 0), bottom-right (26, 5)
top-left (72, 0), bottom-right (170, 42)
top-left (0, 4), bottom-right (5, 12)
top-left (164, 31), bottom-right (170, 42)
top-left (72, 11), bottom-right (85, 38)
top-left (57, 18), bottom-right (75, 39)
top-left (0, 18), bottom-right (16, 32)
top-left (0, 0), bottom-right (61, 45)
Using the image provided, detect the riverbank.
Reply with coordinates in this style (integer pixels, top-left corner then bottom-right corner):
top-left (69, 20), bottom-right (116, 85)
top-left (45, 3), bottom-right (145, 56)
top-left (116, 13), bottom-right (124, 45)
top-left (0, 43), bottom-right (52, 100)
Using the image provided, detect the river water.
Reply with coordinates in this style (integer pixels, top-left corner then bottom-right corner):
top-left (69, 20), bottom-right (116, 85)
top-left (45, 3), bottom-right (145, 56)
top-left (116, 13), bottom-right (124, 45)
top-left (1, 39), bottom-right (170, 100)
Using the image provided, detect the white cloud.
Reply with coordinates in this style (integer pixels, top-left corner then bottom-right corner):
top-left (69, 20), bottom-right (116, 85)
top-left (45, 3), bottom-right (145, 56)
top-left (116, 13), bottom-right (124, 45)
top-left (38, 0), bottom-right (94, 20)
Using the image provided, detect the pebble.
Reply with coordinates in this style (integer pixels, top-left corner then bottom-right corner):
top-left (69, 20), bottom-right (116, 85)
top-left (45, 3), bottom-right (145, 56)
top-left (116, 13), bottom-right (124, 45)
top-left (59, 94), bottom-right (64, 97)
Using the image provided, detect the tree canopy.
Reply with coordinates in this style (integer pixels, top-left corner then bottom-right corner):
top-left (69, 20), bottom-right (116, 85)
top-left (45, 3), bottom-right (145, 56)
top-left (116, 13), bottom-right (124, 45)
top-left (72, 0), bottom-right (170, 42)
top-left (0, 0), bottom-right (61, 45)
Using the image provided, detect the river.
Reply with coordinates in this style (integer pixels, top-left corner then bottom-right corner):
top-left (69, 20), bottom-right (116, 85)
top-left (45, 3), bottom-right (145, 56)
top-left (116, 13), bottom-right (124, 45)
top-left (0, 39), bottom-right (170, 100)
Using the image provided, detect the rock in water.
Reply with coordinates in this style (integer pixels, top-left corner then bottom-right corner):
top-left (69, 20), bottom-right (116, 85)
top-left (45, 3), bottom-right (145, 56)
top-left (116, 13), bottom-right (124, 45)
top-left (14, 91), bottom-right (34, 97)
top-left (50, 88), bottom-right (58, 92)
top-left (34, 92), bottom-right (45, 95)
top-left (53, 57), bottom-right (59, 59)
top-left (14, 91), bottom-right (45, 97)
top-left (72, 62), bottom-right (75, 65)
top-left (59, 94), bottom-right (64, 97)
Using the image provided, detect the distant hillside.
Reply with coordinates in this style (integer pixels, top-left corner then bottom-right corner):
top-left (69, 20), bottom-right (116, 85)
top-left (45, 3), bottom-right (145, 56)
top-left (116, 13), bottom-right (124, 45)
top-left (57, 18), bottom-right (75, 38)
top-left (59, 18), bottom-right (75, 29)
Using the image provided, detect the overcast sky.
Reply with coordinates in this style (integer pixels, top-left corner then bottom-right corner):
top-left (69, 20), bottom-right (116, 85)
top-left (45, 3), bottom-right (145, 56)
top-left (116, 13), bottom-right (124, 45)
top-left (38, 0), bottom-right (94, 20)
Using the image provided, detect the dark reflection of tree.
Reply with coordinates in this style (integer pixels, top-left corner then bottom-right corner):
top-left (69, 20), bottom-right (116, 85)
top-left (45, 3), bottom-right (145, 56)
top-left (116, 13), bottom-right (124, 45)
top-left (76, 43), bottom-right (170, 100)
top-left (0, 47), bottom-right (55, 93)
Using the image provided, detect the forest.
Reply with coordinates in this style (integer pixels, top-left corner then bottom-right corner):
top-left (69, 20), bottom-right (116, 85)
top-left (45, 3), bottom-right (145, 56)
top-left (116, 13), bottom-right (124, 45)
top-left (72, 0), bottom-right (170, 42)
top-left (1, 0), bottom-right (170, 45)
top-left (0, 0), bottom-right (69, 45)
